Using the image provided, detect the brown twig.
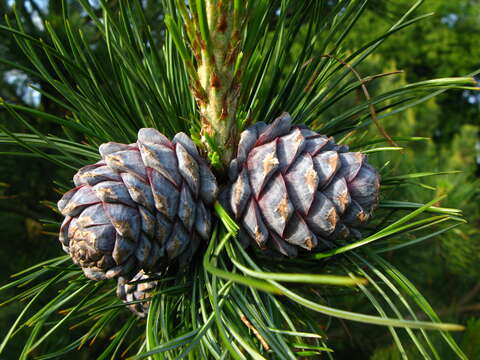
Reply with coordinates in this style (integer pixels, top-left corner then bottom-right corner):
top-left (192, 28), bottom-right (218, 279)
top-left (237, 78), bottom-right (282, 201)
top-left (458, 282), bottom-right (480, 308)
top-left (456, 304), bottom-right (480, 313)
top-left (304, 54), bottom-right (400, 148)
top-left (416, 303), bottom-right (480, 319)
top-left (240, 313), bottom-right (270, 351)
top-left (363, 70), bottom-right (404, 82)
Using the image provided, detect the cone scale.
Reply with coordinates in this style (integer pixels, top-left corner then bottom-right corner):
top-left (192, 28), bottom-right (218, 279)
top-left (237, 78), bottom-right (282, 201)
top-left (117, 270), bottom-right (159, 318)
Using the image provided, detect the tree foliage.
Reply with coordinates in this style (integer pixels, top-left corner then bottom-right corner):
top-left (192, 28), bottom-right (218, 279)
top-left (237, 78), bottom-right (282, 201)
top-left (0, 0), bottom-right (479, 359)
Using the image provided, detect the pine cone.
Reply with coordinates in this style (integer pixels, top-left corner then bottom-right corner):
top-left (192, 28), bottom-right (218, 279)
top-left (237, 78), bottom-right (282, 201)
top-left (117, 270), bottom-right (158, 318)
top-left (225, 113), bottom-right (380, 256)
top-left (58, 129), bottom-right (218, 280)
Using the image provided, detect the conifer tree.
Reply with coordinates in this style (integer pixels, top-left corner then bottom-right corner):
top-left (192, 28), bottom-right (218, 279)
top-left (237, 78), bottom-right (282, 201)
top-left (0, 1), bottom-right (477, 358)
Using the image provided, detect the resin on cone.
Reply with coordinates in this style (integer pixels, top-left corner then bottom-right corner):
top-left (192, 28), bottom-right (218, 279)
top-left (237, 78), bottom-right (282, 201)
top-left (225, 113), bottom-right (380, 256)
top-left (57, 129), bottom-right (218, 280)
top-left (117, 270), bottom-right (159, 317)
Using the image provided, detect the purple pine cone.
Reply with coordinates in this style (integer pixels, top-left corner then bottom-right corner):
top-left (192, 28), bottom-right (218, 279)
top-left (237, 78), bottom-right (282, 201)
top-left (225, 113), bottom-right (380, 257)
top-left (58, 129), bottom-right (218, 280)
top-left (117, 270), bottom-right (158, 318)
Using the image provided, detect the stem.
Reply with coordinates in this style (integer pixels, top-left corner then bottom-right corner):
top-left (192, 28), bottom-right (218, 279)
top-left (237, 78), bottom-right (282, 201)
top-left (179, 0), bottom-right (243, 169)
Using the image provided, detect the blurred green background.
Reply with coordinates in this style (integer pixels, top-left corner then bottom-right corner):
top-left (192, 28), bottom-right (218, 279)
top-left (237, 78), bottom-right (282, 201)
top-left (0, 0), bottom-right (479, 358)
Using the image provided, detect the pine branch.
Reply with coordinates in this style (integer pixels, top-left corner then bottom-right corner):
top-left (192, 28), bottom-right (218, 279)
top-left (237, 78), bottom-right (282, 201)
top-left (174, 0), bottom-right (244, 168)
